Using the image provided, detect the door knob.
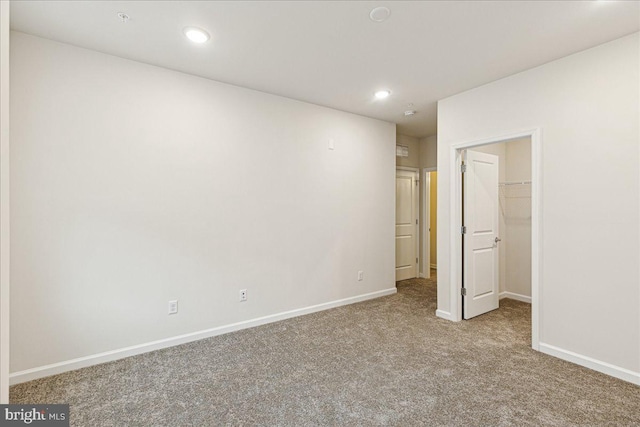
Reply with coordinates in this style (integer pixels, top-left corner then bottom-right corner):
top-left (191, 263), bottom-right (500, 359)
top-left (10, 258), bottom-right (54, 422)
top-left (495, 237), bottom-right (502, 243)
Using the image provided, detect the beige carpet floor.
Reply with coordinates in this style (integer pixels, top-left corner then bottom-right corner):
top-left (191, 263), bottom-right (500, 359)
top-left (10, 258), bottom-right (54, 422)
top-left (11, 274), bottom-right (640, 426)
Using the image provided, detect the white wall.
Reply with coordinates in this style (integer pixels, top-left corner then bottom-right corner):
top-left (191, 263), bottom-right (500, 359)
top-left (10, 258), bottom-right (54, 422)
top-left (438, 33), bottom-right (639, 381)
top-left (0, 0), bottom-right (10, 403)
top-left (396, 134), bottom-right (420, 168)
top-left (419, 135), bottom-right (437, 169)
top-left (504, 139), bottom-right (531, 300)
top-left (10, 32), bottom-right (396, 379)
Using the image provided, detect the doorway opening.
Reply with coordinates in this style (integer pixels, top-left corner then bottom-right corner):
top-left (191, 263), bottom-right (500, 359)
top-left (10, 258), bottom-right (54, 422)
top-left (449, 129), bottom-right (541, 350)
top-left (422, 168), bottom-right (437, 279)
top-left (395, 167), bottom-right (420, 281)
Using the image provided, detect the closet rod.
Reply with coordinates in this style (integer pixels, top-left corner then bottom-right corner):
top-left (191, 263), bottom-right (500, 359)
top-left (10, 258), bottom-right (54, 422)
top-left (499, 180), bottom-right (531, 186)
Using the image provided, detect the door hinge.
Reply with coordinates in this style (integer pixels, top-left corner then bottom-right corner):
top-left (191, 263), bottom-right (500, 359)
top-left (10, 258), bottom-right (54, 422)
top-left (416, 219), bottom-right (418, 225)
top-left (461, 288), bottom-right (467, 296)
top-left (461, 226), bottom-right (467, 234)
top-left (461, 164), bottom-right (467, 173)
top-left (416, 257), bottom-right (419, 264)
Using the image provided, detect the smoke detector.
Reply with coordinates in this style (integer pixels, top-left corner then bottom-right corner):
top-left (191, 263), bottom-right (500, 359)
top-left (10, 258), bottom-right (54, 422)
top-left (404, 110), bottom-right (417, 117)
top-left (370, 7), bottom-right (391, 23)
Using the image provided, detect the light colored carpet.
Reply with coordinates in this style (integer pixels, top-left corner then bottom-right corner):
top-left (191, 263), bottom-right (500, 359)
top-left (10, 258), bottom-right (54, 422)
top-left (11, 274), bottom-right (640, 426)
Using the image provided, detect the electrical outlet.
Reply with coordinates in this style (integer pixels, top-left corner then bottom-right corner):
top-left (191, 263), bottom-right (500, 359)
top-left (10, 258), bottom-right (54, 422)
top-left (239, 289), bottom-right (247, 302)
top-left (357, 271), bottom-right (364, 281)
top-left (168, 300), bottom-right (178, 315)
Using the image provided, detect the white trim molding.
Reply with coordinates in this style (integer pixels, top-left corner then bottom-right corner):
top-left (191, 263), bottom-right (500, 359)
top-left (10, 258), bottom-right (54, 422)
top-left (10, 287), bottom-right (397, 385)
top-left (539, 343), bottom-right (640, 386)
top-left (435, 309), bottom-right (457, 322)
top-left (396, 166), bottom-right (420, 172)
top-left (0, 0), bottom-right (10, 404)
top-left (421, 166), bottom-right (437, 280)
top-left (422, 169), bottom-right (430, 279)
top-left (499, 291), bottom-right (531, 304)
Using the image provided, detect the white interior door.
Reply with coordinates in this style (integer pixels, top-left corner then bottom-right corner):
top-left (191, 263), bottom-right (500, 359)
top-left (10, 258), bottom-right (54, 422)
top-left (396, 169), bottom-right (418, 281)
top-left (463, 150), bottom-right (500, 319)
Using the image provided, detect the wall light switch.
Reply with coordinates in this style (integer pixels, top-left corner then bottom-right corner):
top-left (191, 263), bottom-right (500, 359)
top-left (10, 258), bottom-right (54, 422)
top-left (328, 138), bottom-right (335, 150)
top-left (357, 271), bottom-right (364, 281)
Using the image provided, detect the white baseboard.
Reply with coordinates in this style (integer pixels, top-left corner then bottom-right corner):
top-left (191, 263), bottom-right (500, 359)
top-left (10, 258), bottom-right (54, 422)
top-left (539, 343), bottom-right (640, 386)
top-left (430, 264), bottom-right (437, 270)
top-left (10, 287), bottom-right (397, 385)
top-left (499, 291), bottom-right (531, 304)
top-left (435, 309), bottom-right (457, 321)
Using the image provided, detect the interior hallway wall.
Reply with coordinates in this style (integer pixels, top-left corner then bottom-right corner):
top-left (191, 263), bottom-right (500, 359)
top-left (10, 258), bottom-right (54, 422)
top-left (0, 0), bottom-right (10, 403)
top-left (396, 134), bottom-right (420, 168)
top-left (419, 135), bottom-right (437, 169)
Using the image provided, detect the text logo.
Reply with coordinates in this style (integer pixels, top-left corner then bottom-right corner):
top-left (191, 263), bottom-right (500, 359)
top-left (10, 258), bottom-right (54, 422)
top-left (0, 405), bottom-right (69, 426)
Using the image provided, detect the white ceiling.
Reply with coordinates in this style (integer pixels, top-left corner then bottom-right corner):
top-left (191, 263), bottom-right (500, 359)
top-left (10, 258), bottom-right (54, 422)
top-left (10, 1), bottom-right (640, 137)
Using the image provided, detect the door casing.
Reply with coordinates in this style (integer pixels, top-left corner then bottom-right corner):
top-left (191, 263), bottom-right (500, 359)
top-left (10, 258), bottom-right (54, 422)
top-left (421, 167), bottom-right (436, 279)
top-left (446, 128), bottom-right (541, 351)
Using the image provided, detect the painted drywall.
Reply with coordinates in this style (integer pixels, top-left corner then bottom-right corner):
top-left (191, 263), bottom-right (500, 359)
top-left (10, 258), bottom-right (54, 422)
top-left (438, 33), bottom-right (639, 377)
top-left (504, 139), bottom-right (531, 299)
top-left (419, 135), bottom-right (437, 169)
top-left (9, 32), bottom-right (396, 375)
top-left (0, 0), bottom-right (10, 403)
top-left (429, 172), bottom-right (437, 268)
top-left (396, 134), bottom-right (420, 168)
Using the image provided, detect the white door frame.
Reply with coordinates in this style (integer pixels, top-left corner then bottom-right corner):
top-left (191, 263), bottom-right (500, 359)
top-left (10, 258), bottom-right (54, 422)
top-left (448, 128), bottom-right (541, 350)
top-left (422, 167), bottom-right (436, 279)
top-left (0, 0), bottom-right (10, 403)
top-left (396, 166), bottom-right (420, 280)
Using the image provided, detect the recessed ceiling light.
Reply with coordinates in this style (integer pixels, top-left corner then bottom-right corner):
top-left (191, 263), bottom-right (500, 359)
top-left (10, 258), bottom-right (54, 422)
top-left (404, 110), bottom-right (417, 117)
top-left (375, 90), bottom-right (391, 99)
top-left (183, 27), bottom-right (210, 44)
top-left (370, 7), bottom-right (391, 23)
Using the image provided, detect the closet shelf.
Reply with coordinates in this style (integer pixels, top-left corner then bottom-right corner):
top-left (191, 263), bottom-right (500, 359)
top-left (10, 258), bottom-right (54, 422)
top-left (499, 180), bottom-right (531, 186)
